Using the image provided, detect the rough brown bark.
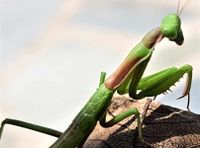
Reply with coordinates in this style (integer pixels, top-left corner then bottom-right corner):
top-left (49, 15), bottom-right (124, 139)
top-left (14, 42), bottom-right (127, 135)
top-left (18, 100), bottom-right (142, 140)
top-left (84, 95), bottom-right (200, 148)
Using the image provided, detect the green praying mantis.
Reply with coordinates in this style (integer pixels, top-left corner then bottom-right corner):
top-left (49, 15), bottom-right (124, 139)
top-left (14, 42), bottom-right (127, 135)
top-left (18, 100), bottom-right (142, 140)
top-left (0, 1), bottom-right (193, 148)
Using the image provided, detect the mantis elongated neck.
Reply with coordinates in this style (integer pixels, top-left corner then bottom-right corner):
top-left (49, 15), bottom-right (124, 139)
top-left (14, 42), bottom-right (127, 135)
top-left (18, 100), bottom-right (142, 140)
top-left (105, 27), bottom-right (163, 90)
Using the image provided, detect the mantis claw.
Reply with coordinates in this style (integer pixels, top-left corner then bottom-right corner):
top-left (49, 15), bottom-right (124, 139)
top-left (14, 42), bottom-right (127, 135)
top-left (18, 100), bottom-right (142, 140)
top-left (176, 92), bottom-right (191, 112)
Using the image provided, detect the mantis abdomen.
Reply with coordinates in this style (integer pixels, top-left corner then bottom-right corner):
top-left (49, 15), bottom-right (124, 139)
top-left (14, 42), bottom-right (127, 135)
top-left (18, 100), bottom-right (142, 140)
top-left (50, 85), bottom-right (114, 148)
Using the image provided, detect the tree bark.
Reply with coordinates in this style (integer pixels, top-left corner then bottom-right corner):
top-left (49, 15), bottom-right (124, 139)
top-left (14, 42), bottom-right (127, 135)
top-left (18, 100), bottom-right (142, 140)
top-left (84, 95), bottom-right (200, 148)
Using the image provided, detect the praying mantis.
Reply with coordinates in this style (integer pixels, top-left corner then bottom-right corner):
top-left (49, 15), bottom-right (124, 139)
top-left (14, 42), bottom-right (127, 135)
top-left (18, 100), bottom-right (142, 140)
top-left (0, 1), bottom-right (193, 148)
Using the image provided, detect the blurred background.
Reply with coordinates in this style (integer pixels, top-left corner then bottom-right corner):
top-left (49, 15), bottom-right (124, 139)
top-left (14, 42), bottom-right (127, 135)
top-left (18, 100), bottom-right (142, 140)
top-left (0, 0), bottom-right (199, 147)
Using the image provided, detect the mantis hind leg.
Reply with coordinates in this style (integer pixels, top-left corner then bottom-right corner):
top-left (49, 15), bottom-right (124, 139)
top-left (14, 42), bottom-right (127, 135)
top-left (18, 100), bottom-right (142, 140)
top-left (130, 64), bottom-right (193, 110)
top-left (0, 118), bottom-right (62, 139)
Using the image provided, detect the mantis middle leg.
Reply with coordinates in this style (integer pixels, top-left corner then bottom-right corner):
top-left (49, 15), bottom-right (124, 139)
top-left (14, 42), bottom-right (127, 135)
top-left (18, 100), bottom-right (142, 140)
top-left (98, 72), bottom-right (143, 141)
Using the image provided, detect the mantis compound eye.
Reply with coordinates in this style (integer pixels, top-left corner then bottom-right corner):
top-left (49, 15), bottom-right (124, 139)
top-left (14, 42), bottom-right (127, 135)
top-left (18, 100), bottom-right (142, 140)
top-left (160, 14), bottom-right (184, 45)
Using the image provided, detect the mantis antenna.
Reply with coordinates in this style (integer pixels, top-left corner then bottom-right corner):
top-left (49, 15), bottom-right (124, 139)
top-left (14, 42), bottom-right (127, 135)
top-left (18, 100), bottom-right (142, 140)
top-left (176, 0), bottom-right (181, 15)
top-left (177, 0), bottom-right (191, 16)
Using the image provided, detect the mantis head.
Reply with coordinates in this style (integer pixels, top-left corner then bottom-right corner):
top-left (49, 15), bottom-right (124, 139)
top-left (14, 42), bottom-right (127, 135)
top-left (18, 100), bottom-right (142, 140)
top-left (160, 14), bottom-right (184, 45)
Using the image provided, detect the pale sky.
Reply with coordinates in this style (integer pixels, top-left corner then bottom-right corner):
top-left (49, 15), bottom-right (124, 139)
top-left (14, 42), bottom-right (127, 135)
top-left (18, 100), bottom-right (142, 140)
top-left (0, 0), bottom-right (200, 147)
